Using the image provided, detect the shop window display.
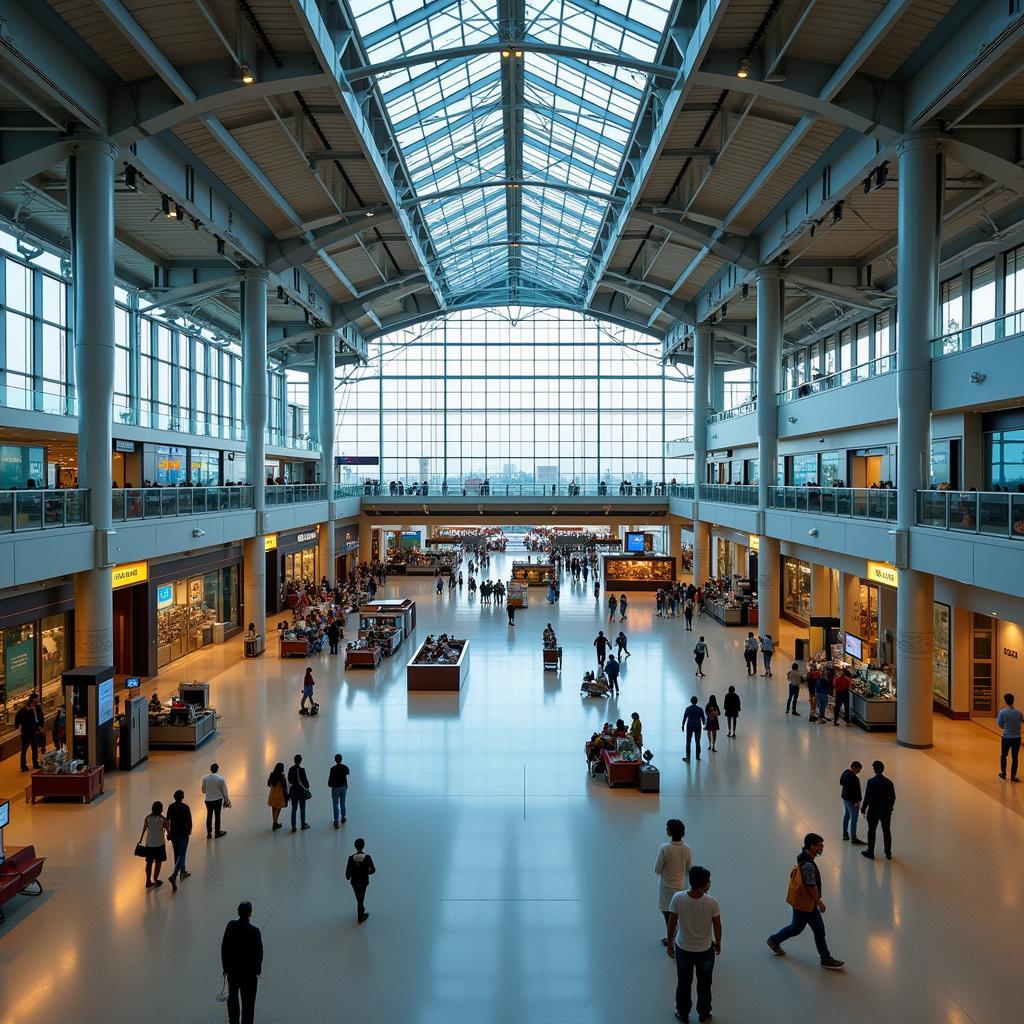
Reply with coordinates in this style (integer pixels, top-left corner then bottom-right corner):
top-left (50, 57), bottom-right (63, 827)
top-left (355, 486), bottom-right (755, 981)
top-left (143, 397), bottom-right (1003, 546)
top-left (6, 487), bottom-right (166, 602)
top-left (0, 622), bottom-right (36, 719)
top-left (858, 582), bottom-right (880, 657)
top-left (783, 558), bottom-right (811, 622)
top-left (156, 568), bottom-right (238, 668)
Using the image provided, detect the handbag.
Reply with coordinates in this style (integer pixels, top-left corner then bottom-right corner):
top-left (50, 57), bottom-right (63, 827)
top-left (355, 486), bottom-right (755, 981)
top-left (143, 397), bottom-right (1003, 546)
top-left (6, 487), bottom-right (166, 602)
top-left (134, 843), bottom-right (149, 858)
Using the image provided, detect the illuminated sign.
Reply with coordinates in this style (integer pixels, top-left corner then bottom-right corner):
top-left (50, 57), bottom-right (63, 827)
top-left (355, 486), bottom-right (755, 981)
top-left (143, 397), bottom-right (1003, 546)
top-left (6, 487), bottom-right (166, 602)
top-left (866, 560), bottom-right (899, 588)
top-left (296, 531), bottom-right (318, 545)
top-left (748, 534), bottom-right (760, 551)
top-left (156, 584), bottom-right (173, 608)
top-left (264, 535), bottom-right (278, 552)
top-left (112, 561), bottom-right (148, 589)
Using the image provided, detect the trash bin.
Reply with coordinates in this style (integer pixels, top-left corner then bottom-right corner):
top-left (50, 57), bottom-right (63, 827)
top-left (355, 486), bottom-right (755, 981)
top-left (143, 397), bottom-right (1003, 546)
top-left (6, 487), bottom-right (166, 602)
top-left (244, 634), bottom-right (264, 658)
top-left (639, 766), bottom-right (661, 792)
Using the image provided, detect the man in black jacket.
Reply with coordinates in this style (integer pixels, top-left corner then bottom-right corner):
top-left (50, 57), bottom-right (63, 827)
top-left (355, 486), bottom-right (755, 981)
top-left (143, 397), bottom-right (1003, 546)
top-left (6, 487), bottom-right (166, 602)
top-left (166, 789), bottom-right (193, 891)
top-left (838, 761), bottom-right (865, 846)
top-left (346, 837), bottom-right (376, 924)
top-left (860, 760), bottom-right (896, 861)
top-left (221, 901), bottom-right (263, 1024)
top-left (15, 694), bottom-right (42, 772)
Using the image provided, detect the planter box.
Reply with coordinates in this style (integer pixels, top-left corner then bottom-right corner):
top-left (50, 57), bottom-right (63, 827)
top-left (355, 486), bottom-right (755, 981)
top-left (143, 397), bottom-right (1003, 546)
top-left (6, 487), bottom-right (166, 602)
top-left (407, 639), bottom-right (470, 692)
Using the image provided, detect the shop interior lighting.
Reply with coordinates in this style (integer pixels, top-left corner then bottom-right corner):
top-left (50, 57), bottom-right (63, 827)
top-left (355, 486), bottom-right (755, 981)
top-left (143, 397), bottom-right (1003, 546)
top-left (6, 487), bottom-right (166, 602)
top-left (737, 58), bottom-right (750, 79)
top-left (161, 195), bottom-right (172, 218)
top-left (239, 62), bottom-right (255, 85)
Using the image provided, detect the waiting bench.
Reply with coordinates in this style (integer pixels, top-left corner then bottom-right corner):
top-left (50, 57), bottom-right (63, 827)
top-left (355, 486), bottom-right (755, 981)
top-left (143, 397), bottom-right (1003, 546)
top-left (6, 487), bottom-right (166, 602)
top-left (0, 845), bottom-right (46, 923)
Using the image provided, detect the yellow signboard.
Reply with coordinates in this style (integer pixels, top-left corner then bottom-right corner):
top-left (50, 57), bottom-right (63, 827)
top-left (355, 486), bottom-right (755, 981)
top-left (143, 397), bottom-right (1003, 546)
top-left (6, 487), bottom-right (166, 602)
top-left (748, 534), bottom-right (760, 552)
top-left (866, 560), bottom-right (899, 588)
top-left (264, 534), bottom-right (278, 552)
top-left (112, 561), bottom-right (149, 589)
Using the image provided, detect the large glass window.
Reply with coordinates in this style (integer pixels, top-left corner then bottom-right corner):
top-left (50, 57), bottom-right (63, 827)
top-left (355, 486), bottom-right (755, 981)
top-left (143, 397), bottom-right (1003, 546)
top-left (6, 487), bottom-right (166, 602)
top-left (970, 259), bottom-right (996, 327)
top-left (791, 453), bottom-right (819, 486)
top-left (987, 428), bottom-right (1024, 490)
top-left (782, 557), bottom-right (811, 622)
top-left (335, 308), bottom-right (680, 489)
top-left (940, 275), bottom-right (963, 336)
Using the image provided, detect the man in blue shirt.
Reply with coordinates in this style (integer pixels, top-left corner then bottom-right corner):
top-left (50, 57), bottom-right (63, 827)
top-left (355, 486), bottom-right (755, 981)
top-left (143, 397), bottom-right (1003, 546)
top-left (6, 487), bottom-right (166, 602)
top-left (997, 692), bottom-right (1023, 781)
top-left (681, 696), bottom-right (706, 763)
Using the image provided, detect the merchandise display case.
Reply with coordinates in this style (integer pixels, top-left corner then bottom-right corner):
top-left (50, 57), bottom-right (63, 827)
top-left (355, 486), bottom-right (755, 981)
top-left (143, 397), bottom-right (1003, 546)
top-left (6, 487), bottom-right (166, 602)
top-left (507, 580), bottom-right (528, 608)
top-left (511, 561), bottom-right (554, 586)
top-left (358, 625), bottom-right (403, 657)
top-left (360, 599), bottom-right (417, 637)
top-left (148, 701), bottom-right (217, 749)
top-left (602, 555), bottom-right (676, 591)
top-left (407, 635), bottom-right (469, 691)
top-left (344, 640), bottom-right (382, 669)
top-left (850, 667), bottom-right (897, 730)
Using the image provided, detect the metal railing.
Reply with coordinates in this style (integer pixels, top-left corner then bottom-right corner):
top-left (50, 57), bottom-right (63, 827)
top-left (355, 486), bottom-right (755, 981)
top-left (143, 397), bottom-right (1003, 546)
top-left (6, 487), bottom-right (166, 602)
top-left (0, 489), bottom-right (89, 531)
top-left (265, 429), bottom-right (321, 452)
top-left (700, 483), bottom-right (759, 505)
top-left (0, 381), bottom-right (76, 416)
top-left (932, 309), bottom-right (1024, 357)
top-left (333, 485), bottom-right (365, 499)
top-left (112, 486), bottom-right (254, 520)
top-left (778, 353), bottom-right (895, 404)
top-left (668, 484), bottom-right (696, 499)
top-left (916, 489), bottom-right (1024, 538)
top-left (707, 400), bottom-right (756, 424)
top-left (665, 437), bottom-right (694, 457)
top-left (769, 486), bottom-right (897, 521)
top-left (266, 483), bottom-right (328, 504)
top-left (358, 483), bottom-right (672, 497)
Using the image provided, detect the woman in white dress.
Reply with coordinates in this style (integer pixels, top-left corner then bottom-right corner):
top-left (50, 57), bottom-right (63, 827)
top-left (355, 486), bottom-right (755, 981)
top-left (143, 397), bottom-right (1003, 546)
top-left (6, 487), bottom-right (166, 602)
top-left (654, 818), bottom-right (692, 947)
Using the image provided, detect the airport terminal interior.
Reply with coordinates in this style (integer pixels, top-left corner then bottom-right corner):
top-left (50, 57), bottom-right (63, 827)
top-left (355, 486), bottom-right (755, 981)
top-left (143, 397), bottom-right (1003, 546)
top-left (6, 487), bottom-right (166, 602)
top-left (0, 1), bottom-right (1022, 1022)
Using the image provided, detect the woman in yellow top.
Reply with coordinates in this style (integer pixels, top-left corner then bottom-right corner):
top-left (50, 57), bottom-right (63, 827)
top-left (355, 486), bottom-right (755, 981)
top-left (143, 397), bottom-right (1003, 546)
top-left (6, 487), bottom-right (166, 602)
top-left (629, 712), bottom-right (643, 751)
top-left (266, 761), bottom-right (288, 831)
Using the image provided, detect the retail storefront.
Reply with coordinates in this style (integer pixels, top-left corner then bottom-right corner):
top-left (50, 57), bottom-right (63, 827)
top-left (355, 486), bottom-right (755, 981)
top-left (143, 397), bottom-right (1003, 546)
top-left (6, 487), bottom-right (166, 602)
top-left (782, 557), bottom-right (812, 624)
top-left (266, 528), bottom-right (320, 612)
top-left (0, 585), bottom-right (73, 736)
top-left (335, 522), bottom-right (359, 582)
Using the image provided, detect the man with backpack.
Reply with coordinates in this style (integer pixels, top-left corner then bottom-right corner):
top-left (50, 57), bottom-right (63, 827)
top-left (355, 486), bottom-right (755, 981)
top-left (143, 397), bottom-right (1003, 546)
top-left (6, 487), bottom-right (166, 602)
top-left (766, 833), bottom-right (844, 969)
top-left (693, 636), bottom-right (709, 677)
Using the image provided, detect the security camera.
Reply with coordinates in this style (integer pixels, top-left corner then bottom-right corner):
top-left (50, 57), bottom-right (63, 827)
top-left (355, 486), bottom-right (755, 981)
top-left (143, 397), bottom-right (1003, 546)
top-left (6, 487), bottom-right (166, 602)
top-left (192, 528), bottom-right (206, 538)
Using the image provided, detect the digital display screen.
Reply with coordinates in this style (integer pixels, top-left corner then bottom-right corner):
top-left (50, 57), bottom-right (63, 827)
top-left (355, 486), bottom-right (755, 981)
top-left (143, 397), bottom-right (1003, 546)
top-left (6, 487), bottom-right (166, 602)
top-left (0, 799), bottom-right (9, 829)
top-left (624, 532), bottom-right (646, 553)
top-left (125, 677), bottom-right (141, 689)
top-left (156, 584), bottom-right (174, 608)
top-left (844, 633), bottom-right (864, 661)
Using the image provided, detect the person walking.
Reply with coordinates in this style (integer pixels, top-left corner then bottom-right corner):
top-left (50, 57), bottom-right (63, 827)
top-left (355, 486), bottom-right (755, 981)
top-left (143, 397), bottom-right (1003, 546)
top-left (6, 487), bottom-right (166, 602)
top-left (681, 696), bottom-right (706, 763)
top-left (345, 837), bottom-right (376, 924)
top-left (605, 654), bottom-right (620, 696)
top-left (860, 760), bottom-right (896, 861)
top-left (766, 833), bottom-right (845, 969)
top-left (723, 686), bottom-right (741, 737)
top-left (221, 900), bottom-right (263, 1024)
top-left (743, 632), bottom-right (758, 676)
top-left (15, 694), bottom-right (42, 772)
top-left (832, 669), bottom-right (852, 725)
top-left (593, 579), bottom-right (600, 601)
top-left (814, 671), bottom-right (832, 727)
top-left (619, 594), bottom-right (628, 620)
top-left (287, 754), bottom-right (311, 832)
top-left (655, 818), bottom-right (693, 949)
top-left (166, 789), bottom-right (193, 891)
top-left (615, 631), bottom-right (631, 659)
top-left (760, 633), bottom-right (776, 677)
top-left (266, 762), bottom-right (288, 831)
top-left (667, 866), bottom-right (722, 1024)
top-left (608, 594), bottom-right (618, 621)
top-left (997, 692), bottom-right (1022, 781)
top-left (328, 753), bottom-right (350, 828)
top-left (683, 597), bottom-right (694, 630)
top-left (784, 662), bottom-right (802, 715)
top-left (138, 800), bottom-right (168, 889)
top-left (507, 602), bottom-right (516, 626)
top-left (594, 630), bottom-right (609, 669)
top-left (300, 667), bottom-right (316, 711)
top-left (704, 696), bottom-right (721, 752)
top-left (202, 763), bottom-right (230, 838)
top-left (436, 577), bottom-right (443, 596)
top-left (693, 636), bottom-right (709, 677)
top-left (629, 712), bottom-right (643, 752)
top-left (839, 761), bottom-right (865, 845)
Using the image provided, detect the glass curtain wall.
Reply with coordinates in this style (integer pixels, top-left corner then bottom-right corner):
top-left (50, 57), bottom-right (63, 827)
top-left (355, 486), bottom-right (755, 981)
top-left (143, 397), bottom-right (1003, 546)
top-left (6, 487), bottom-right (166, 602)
top-left (335, 308), bottom-right (690, 489)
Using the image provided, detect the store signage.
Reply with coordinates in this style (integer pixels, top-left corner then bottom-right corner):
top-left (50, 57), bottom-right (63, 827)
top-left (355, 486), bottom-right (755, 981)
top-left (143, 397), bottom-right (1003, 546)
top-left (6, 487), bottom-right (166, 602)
top-left (296, 531), bottom-right (318, 545)
top-left (114, 439), bottom-right (136, 453)
top-left (4, 638), bottom-right (34, 692)
top-left (335, 456), bottom-right (379, 465)
top-left (112, 561), bottom-right (148, 589)
top-left (1004, 648), bottom-right (1018, 660)
top-left (264, 535), bottom-right (278, 552)
top-left (748, 534), bottom-right (760, 552)
top-left (97, 677), bottom-right (114, 725)
top-left (156, 584), bottom-right (174, 609)
top-left (866, 560), bottom-right (899, 588)
top-left (189, 578), bottom-right (203, 603)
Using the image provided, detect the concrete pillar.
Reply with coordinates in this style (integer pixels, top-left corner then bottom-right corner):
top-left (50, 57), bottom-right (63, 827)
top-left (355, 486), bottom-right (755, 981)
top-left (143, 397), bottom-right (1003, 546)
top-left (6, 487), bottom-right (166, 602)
top-left (317, 333), bottom-right (336, 581)
top-left (242, 271), bottom-right (268, 635)
top-left (894, 134), bottom-right (943, 748)
top-left (839, 572), bottom-right (860, 638)
top-left (71, 137), bottom-right (116, 666)
top-left (710, 363), bottom-right (725, 415)
top-left (810, 564), bottom-right (833, 617)
top-left (756, 265), bottom-right (782, 642)
top-left (358, 517), bottom-right (373, 563)
top-left (692, 520), bottom-right (710, 585)
top-left (693, 326), bottom-right (711, 489)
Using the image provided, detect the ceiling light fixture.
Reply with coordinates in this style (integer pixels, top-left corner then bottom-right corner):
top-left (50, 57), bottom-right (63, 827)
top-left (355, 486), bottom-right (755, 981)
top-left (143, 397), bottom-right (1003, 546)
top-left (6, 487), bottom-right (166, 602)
top-left (737, 58), bottom-right (750, 79)
top-left (501, 49), bottom-right (511, 58)
top-left (239, 62), bottom-right (255, 85)
top-left (124, 165), bottom-right (137, 190)
top-left (365, 210), bottom-right (374, 217)
top-left (216, 237), bottom-right (225, 256)
top-left (161, 195), bottom-right (172, 218)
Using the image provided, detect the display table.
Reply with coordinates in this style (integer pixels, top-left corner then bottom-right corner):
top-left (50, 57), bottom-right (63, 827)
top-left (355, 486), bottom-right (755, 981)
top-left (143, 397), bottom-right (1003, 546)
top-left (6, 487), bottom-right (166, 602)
top-left (512, 561), bottom-right (554, 586)
top-left (360, 599), bottom-right (416, 637)
top-left (345, 645), bottom-right (382, 669)
top-left (280, 637), bottom-right (310, 657)
top-left (705, 598), bottom-right (743, 626)
top-left (359, 627), bottom-right (402, 657)
top-left (603, 555), bottom-right (676, 591)
top-left (149, 710), bottom-right (217, 749)
top-left (29, 766), bottom-right (104, 804)
top-left (600, 750), bottom-right (641, 788)
top-left (407, 639), bottom-right (470, 692)
top-left (851, 691), bottom-right (897, 730)
top-left (543, 647), bottom-right (562, 670)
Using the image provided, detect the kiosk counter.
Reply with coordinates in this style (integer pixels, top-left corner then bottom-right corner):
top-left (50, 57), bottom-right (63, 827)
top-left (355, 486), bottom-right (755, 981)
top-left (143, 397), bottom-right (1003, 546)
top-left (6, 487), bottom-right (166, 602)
top-left (602, 555), bottom-right (676, 591)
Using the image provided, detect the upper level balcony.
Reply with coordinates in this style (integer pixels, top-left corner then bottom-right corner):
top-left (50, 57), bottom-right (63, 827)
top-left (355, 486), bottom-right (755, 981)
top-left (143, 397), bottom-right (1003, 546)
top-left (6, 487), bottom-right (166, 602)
top-left (0, 489), bottom-right (88, 532)
top-left (778, 353), bottom-right (895, 406)
top-left (112, 486), bottom-right (254, 521)
top-left (708, 401), bottom-right (756, 424)
top-left (266, 484), bottom-right (328, 504)
top-left (701, 483), bottom-right (758, 505)
top-left (769, 485), bottom-right (897, 522)
top-left (916, 489), bottom-right (1024, 539)
top-left (932, 309), bottom-right (1024, 357)
top-left (265, 428), bottom-right (320, 453)
top-left (665, 437), bottom-right (693, 459)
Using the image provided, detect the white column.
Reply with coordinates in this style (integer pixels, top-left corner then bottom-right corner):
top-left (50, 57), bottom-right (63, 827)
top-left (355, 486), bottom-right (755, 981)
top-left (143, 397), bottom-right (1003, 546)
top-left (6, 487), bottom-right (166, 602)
top-left (243, 271), bottom-right (268, 636)
top-left (691, 326), bottom-right (711, 584)
top-left (756, 265), bottom-right (782, 643)
top-left (72, 137), bottom-right (116, 666)
top-left (317, 333), bottom-right (336, 581)
top-left (895, 134), bottom-right (943, 749)
top-left (810, 564), bottom-right (833, 617)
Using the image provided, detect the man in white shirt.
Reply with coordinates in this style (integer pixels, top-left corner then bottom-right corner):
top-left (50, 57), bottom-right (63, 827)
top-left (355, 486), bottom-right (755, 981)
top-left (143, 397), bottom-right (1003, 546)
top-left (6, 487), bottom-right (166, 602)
top-left (667, 865), bottom-right (722, 1023)
top-left (201, 762), bottom-right (231, 838)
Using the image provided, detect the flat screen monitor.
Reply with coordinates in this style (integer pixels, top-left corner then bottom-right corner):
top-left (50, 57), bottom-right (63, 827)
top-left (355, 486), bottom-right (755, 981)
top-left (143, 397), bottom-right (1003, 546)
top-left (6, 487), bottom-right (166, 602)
top-left (844, 633), bottom-right (864, 661)
top-left (624, 532), bottom-right (646, 553)
top-left (0, 798), bottom-right (9, 829)
top-left (125, 676), bottom-right (141, 689)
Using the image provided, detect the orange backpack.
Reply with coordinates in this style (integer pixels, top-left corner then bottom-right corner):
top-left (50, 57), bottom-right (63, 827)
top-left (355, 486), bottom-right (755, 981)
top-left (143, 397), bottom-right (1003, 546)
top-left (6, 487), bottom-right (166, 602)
top-left (786, 864), bottom-right (815, 912)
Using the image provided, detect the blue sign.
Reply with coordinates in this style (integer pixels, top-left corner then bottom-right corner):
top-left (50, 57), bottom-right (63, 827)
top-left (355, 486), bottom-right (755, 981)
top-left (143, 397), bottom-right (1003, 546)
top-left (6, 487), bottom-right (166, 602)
top-left (156, 584), bottom-right (173, 608)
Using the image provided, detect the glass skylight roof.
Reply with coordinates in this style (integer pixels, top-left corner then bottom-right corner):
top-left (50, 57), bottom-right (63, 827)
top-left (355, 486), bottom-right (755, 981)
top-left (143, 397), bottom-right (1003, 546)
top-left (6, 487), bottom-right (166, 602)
top-left (349, 0), bottom-right (673, 299)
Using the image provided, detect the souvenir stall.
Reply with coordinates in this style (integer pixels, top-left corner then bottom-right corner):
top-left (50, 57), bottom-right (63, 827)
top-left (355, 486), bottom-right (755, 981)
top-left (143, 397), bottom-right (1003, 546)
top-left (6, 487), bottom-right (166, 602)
top-left (511, 561), bottom-right (555, 586)
top-left (702, 577), bottom-right (757, 626)
top-left (602, 554), bottom-right (675, 591)
top-left (344, 638), bottom-right (382, 669)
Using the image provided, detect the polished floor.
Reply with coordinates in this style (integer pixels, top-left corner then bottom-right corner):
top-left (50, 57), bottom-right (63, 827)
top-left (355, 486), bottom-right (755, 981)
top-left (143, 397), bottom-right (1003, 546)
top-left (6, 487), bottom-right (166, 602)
top-left (0, 552), bottom-right (1020, 1024)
